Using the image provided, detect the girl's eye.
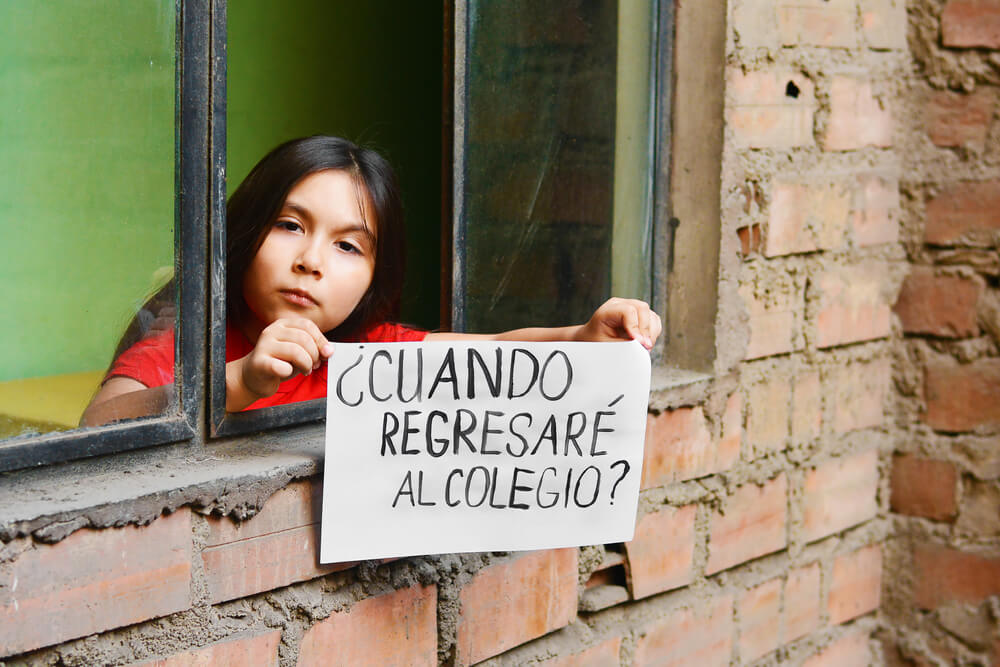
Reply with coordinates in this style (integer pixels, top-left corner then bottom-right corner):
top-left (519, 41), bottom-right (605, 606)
top-left (276, 220), bottom-right (302, 232)
top-left (336, 240), bottom-right (361, 254)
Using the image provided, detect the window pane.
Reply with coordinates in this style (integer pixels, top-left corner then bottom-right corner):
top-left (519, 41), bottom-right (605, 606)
top-left (460, 0), bottom-right (655, 331)
top-left (0, 1), bottom-right (176, 437)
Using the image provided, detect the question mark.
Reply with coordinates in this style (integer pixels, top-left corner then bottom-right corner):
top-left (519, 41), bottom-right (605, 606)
top-left (609, 460), bottom-right (630, 505)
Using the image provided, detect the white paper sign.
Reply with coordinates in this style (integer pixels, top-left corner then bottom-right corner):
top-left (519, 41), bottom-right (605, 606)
top-left (320, 340), bottom-right (650, 563)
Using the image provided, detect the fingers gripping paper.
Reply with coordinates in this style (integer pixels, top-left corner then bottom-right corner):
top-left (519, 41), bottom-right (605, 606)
top-left (320, 340), bottom-right (650, 563)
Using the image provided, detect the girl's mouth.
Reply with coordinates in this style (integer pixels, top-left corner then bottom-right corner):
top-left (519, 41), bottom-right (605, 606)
top-left (280, 289), bottom-right (318, 307)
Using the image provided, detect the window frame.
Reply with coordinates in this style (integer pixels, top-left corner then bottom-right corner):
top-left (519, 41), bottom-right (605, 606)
top-left (0, 0), bottom-right (209, 473)
top-left (209, 0), bottom-right (682, 437)
top-left (450, 0), bottom-right (674, 336)
top-left (2, 0), bottom-right (694, 464)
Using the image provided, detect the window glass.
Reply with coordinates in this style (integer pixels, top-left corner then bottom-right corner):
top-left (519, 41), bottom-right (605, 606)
top-left (0, 1), bottom-right (176, 437)
top-left (459, 0), bottom-right (655, 331)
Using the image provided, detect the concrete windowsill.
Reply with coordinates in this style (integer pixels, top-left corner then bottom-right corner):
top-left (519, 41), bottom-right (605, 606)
top-left (0, 425), bottom-right (327, 542)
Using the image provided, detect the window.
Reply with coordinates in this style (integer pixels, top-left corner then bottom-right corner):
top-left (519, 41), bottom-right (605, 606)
top-left (454, 0), bottom-right (658, 331)
top-left (1, 0), bottom-right (719, 471)
top-left (0, 0), bottom-right (206, 471)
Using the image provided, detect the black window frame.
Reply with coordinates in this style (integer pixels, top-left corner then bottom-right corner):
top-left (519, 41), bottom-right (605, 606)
top-left (0, 0), bottom-right (209, 473)
top-left (210, 0), bottom-right (676, 438)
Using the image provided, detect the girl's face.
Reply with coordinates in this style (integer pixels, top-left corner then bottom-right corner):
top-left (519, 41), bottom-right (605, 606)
top-left (240, 169), bottom-right (376, 339)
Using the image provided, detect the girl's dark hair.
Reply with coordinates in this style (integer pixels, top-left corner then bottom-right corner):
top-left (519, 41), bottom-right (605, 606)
top-left (227, 135), bottom-right (405, 339)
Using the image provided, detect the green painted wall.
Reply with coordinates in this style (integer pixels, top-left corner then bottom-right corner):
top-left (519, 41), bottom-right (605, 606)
top-left (0, 1), bottom-right (175, 382)
top-left (227, 1), bottom-right (444, 330)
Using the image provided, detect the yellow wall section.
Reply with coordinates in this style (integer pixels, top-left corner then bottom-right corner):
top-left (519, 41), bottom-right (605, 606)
top-left (0, 371), bottom-right (105, 434)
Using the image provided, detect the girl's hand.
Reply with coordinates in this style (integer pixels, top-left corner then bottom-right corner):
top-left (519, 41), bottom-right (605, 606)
top-left (574, 297), bottom-right (662, 349)
top-left (226, 317), bottom-right (334, 411)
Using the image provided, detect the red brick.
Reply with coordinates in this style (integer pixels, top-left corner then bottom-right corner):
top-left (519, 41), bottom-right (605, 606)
top-left (641, 407), bottom-right (717, 488)
top-left (728, 68), bottom-right (816, 149)
top-left (777, 0), bottom-right (856, 48)
top-left (813, 264), bottom-right (892, 348)
top-left (829, 545), bottom-right (883, 624)
top-left (298, 584), bottom-right (436, 666)
top-left (538, 636), bottom-right (621, 667)
top-left (942, 0), bottom-right (1000, 47)
top-left (739, 578), bottom-right (781, 662)
top-left (802, 450), bottom-right (879, 542)
top-left (913, 545), bottom-right (1000, 608)
top-left (747, 373), bottom-right (791, 454)
top-left (740, 281), bottom-right (800, 360)
top-left (925, 180), bottom-right (1000, 245)
top-left (926, 89), bottom-right (996, 147)
top-left (889, 455), bottom-right (958, 520)
top-left (706, 474), bottom-right (788, 575)
top-left (923, 358), bottom-right (1000, 432)
top-left (624, 505), bottom-right (697, 599)
top-left (851, 174), bottom-right (900, 246)
top-left (738, 224), bottom-right (763, 257)
top-left (633, 595), bottom-right (734, 667)
top-left (0, 510), bottom-right (191, 658)
top-left (829, 358), bottom-right (890, 433)
top-left (130, 630), bottom-right (281, 667)
top-left (861, 0), bottom-right (909, 50)
top-left (765, 181), bottom-right (850, 257)
top-left (205, 480), bottom-right (316, 545)
top-left (792, 370), bottom-right (822, 441)
top-left (457, 549), bottom-right (577, 664)
top-left (785, 563), bottom-right (821, 641)
top-left (823, 77), bottom-right (893, 151)
top-left (202, 480), bottom-right (353, 604)
top-left (802, 630), bottom-right (871, 667)
top-left (894, 267), bottom-right (981, 338)
top-left (717, 392), bottom-right (743, 468)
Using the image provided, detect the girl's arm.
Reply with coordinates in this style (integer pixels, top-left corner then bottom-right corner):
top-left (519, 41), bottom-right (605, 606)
top-left (425, 298), bottom-right (662, 349)
top-left (81, 377), bottom-right (172, 426)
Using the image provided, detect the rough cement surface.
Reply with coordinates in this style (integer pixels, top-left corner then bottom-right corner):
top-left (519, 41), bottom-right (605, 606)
top-left (0, 426), bottom-right (327, 544)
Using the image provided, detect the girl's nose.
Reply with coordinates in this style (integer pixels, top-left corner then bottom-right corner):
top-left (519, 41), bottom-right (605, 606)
top-left (295, 242), bottom-right (323, 276)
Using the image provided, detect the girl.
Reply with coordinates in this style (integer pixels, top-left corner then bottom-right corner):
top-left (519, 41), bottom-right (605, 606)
top-left (84, 136), bottom-right (661, 423)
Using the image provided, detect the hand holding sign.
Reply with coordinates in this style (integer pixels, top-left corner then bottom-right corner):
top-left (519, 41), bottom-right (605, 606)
top-left (320, 340), bottom-right (650, 563)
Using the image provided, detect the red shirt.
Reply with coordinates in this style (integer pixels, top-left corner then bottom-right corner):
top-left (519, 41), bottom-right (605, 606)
top-left (107, 322), bottom-right (427, 410)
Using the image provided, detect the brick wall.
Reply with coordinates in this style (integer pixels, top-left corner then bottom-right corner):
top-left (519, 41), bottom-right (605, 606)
top-left (5, 0), bottom-right (994, 665)
top-left (883, 0), bottom-right (1000, 664)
